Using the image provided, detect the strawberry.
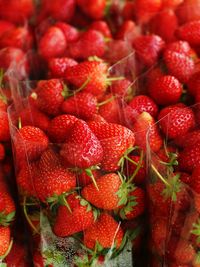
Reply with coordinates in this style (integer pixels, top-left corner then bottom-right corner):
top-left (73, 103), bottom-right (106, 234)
top-left (148, 75), bottom-right (182, 106)
top-left (89, 21), bottom-right (112, 38)
top-left (190, 166), bottom-right (200, 193)
top-left (116, 20), bottom-right (137, 44)
top-left (38, 26), bottom-right (67, 59)
top-left (158, 105), bottom-right (195, 139)
top-left (174, 130), bottom-right (200, 148)
top-left (77, 0), bottom-right (106, 20)
top-left (14, 126), bottom-right (49, 161)
top-left (187, 71), bottom-right (200, 96)
top-left (48, 57), bottom-right (77, 78)
top-left (0, 47), bottom-right (29, 80)
top-left (151, 218), bottom-right (167, 256)
top-left (149, 9), bottom-right (178, 42)
top-left (110, 78), bottom-right (132, 99)
top-left (47, 114), bottom-right (78, 143)
top-left (62, 92), bottom-right (97, 120)
top-left (61, 120), bottom-right (103, 169)
top-left (134, 0), bottom-right (162, 24)
top-left (5, 242), bottom-right (29, 266)
top-left (176, 0), bottom-right (200, 24)
top-left (133, 112), bottom-right (163, 152)
top-left (165, 40), bottom-right (197, 57)
top-left (176, 20), bottom-right (200, 46)
top-left (132, 34), bottom-right (165, 67)
top-left (0, 98), bottom-right (7, 112)
top-left (162, 0), bottom-right (183, 8)
top-left (88, 121), bottom-right (135, 171)
top-left (34, 79), bottom-right (66, 116)
top-left (179, 142), bottom-right (200, 173)
top-left (53, 193), bottom-right (95, 237)
top-left (125, 155), bottom-right (146, 185)
top-left (55, 22), bottom-right (79, 44)
top-left (69, 30), bottom-right (105, 59)
top-left (0, 143), bottom-right (5, 161)
top-left (0, 226), bottom-right (10, 257)
top-left (145, 66), bottom-right (164, 87)
top-left (39, 148), bottom-right (62, 170)
top-left (77, 169), bottom-right (101, 187)
top-left (0, 112), bottom-right (10, 142)
top-left (84, 213), bottom-right (124, 249)
top-left (0, 26), bottom-right (33, 52)
top-left (128, 95), bottom-right (158, 118)
top-left (164, 49), bottom-right (195, 83)
top-left (64, 61), bottom-right (108, 97)
top-left (0, 20), bottom-right (15, 38)
top-left (122, 1), bottom-right (135, 20)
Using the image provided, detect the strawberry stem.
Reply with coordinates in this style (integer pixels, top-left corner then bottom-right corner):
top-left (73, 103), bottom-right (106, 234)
top-left (75, 77), bottom-right (91, 94)
top-left (0, 238), bottom-right (13, 260)
top-left (97, 95), bottom-right (116, 107)
top-left (18, 117), bottom-right (22, 129)
top-left (85, 168), bottom-right (99, 191)
top-left (151, 164), bottom-right (170, 187)
top-left (23, 196), bottom-right (40, 234)
top-left (127, 150), bottom-right (144, 184)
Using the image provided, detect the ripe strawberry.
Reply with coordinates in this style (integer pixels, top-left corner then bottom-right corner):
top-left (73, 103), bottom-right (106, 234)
top-left (0, 226), bottom-right (10, 257)
top-left (53, 193), bottom-right (95, 237)
top-left (176, 0), bottom-right (200, 24)
top-left (122, 1), bottom-right (135, 20)
top-left (151, 218), bottom-right (167, 256)
top-left (61, 120), bottom-right (103, 169)
top-left (174, 130), bottom-right (200, 148)
top-left (145, 66), bottom-right (164, 87)
top-left (0, 143), bottom-right (5, 161)
top-left (89, 20), bottom-right (112, 38)
top-left (134, 0), bottom-right (162, 24)
top-left (158, 105), bottom-right (195, 139)
top-left (55, 22), bottom-right (79, 43)
top-left (77, 0), bottom-right (106, 20)
top-left (105, 40), bottom-right (132, 64)
top-left (64, 61), bottom-right (108, 97)
top-left (34, 165), bottom-right (76, 202)
top-left (190, 167), bottom-right (200, 194)
top-left (133, 112), bottom-right (162, 152)
top-left (132, 34), bottom-right (165, 67)
top-left (128, 95), bottom-right (158, 118)
top-left (47, 114), bottom-right (78, 143)
top-left (84, 213), bottom-right (124, 249)
top-left (0, 98), bottom-right (7, 112)
top-left (69, 30), bottom-right (105, 59)
top-left (5, 242), bottom-right (29, 266)
top-left (165, 40), bottom-right (197, 57)
top-left (48, 57), bottom-right (77, 78)
top-left (125, 155), bottom-right (146, 185)
top-left (0, 47), bottom-right (29, 80)
top-left (38, 26), bottom-right (67, 59)
top-left (98, 94), bottom-right (121, 124)
top-left (116, 20), bottom-right (137, 44)
top-left (149, 9), bottom-right (178, 42)
top-left (0, 20), bottom-right (15, 38)
top-left (176, 20), bottom-right (200, 46)
top-left (77, 169), bottom-right (101, 187)
top-left (0, 26), bottom-right (33, 52)
top-left (148, 75), bottom-right (182, 106)
top-left (162, 0), bottom-right (183, 8)
top-left (187, 71), bottom-right (200, 96)
top-left (88, 122), bottom-right (135, 171)
top-left (110, 78), bottom-right (132, 99)
top-left (62, 92), bottom-right (97, 120)
top-left (0, 112), bottom-right (10, 142)
top-left (35, 79), bottom-right (66, 116)
top-left (14, 126), bottom-right (49, 161)
top-left (164, 49), bottom-right (195, 83)
top-left (179, 142), bottom-right (200, 173)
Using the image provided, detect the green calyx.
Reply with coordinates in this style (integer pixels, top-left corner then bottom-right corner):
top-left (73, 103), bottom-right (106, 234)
top-left (77, 195), bottom-right (100, 221)
top-left (84, 166), bottom-right (100, 191)
top-left (161, 173), bottom-right (182, 202)
top-left (0, 211), bottom-right (15, 227)
top-left (191, 219), bottom-right (200, 244)
top-left (43, 249), bottom-right (66, 266)
top-left (47, 192), bottom-right (75, 213)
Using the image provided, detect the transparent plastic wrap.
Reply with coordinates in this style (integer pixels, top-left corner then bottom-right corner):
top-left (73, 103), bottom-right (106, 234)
top-left (146, 103), bottom-right (200, 267)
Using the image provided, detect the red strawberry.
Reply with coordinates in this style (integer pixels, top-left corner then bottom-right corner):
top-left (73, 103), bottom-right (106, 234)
top-left (125, 155), bottom-right (146, 185)
top-left (122, 1), bottom-right (135, 20)
top-left (61, 120), bottom-right (103, 169)
top-left (190, 166), bottom-right (200, 193)
top-left (128, 95), bottom-right (158, 118)
top-left (179, 142), bottom-right (200, 173)
top-left (0, 112), bottom-right (10, 142)
top-left (162, 0), bottom-right (183, 8)
top-left (62, 92), bottom-right (97, 120)
top-left (132, 34), bottom-right (165, 67)
top-left (116, 20), bottom-right (137, 44)
top-left (149, 9), bottom-right (178, 42)
top-left (133, 112), bottom-right (163, 152)
top-left (0, 26), bottom-right (33, 51)
top-left (165, 40), bottom-right (197, 57)
top-left (38, 26), bottom-right (67, 59)
top-left (35, 79), bottom-right (66, 116)
top-left (179, 172), bottom-right (192, 186)
top-left (89, 20), bottom-right (112, 38)
top-left (176, 20), bottom-right (200, 46)
top-left (105, 40), bottom-right (132, 64)
top-left (65, 61), bottom-right (108, 97)
top-left (188, 71), bottom-right (200, 96)
top-left (53, 193), bottom-right (95, 237)
top-left (174, 130), bottom-right (200, 148)
top-left (39, 148), bottom-right (62, 169)
top-left (77, 169), bottom-right (101, 187)
top-left (110, 78), bottom-right (132, 99)
top-left (48, 57), bottom-right (77, 78)
top-left (0, 20), bottom-right (15, 38)
top-left (47, 114), bottom-right (78, 143)
top-left (14, 126), bottom-right (48, 161)
top-left (134, 0), bottom-right (162, 24)
top-left (151, 218), bottom-right (167, 256)
top-left (5, 242), bottom-right (29, 267)
top-left (158, 105), bottom-right (195, 139)
top-left (145, 66), bottom-right (164, 87)
top-left (0, 47), bottom-right (29, 80)
top-left (0, 226), bottom-right (10, 257)
top-left (88, 122), bottom-right (135, 171)
top-left (55, 22), bottom-right (79, 43)
top-left (69, 30), bottom-right (105, 59)
top-left (84, 213), bottom-right (124, 249)
top-left (0, 98), bottom-right (7, 112)
top-left (0, 143), bottom-right (5, 161)
top-left (77, 0), bottom-right (106, 20)
top-left (148, 75), bottom-right (182, 106)
top-left (176, 0), bottom-right (200, 24)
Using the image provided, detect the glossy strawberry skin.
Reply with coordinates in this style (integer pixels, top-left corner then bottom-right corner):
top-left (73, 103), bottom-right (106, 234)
top-left (47, 114), bottom-right (78, 143)
top-left (55, 22), bottom-right (79, 43)
top-left (148, 75), bottom-right (182, 106)
top-left (0, 226), bottom-right (10, 256)
top-left (53, 193), bottom-right (94, 237)
top-left (77, 0), bottom-right (106, 20)
top-left (62, 92), bottom-right (97, 120)
top-left (61, 120), bottom-right (103, 169)
top-left (84, 213), bottom-right (124, 249)
top-left (179, 142), bottom-right (200, 173)
top-left (48, 57), bottom-right (77, 78)
top-left (158, 105), bottom-right (195, 139)
top-left (176, 20), bottom-right (200, 46)
top-left (89, 20), bottom-right (112, 38)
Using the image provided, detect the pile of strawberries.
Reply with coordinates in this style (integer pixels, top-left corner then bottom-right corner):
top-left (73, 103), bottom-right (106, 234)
top-left (1, 0), bottom-right (200, 266)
